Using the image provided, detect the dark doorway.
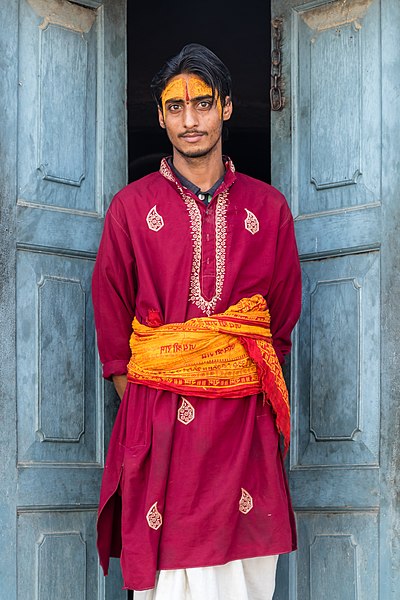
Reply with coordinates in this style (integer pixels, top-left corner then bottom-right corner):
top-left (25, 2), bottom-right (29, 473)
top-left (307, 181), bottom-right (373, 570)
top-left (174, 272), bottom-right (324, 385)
top-left (127, 0), bottom-right (271, 184)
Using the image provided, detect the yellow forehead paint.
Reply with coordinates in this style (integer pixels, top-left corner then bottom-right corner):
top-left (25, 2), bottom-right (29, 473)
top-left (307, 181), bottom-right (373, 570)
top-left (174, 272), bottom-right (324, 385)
top-left (161, 78), bottom-right (187, 110)
top-left (161, 75), bottom-right (222, 117)
top-left (187, 76), bottom-right (213, 100)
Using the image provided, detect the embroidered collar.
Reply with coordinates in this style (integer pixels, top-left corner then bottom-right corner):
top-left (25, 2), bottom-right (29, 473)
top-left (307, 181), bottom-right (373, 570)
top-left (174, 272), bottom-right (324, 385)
top-left (166, 157), bottom-right (225, 198)
top-left (160, 155), bottom-right (236, 197)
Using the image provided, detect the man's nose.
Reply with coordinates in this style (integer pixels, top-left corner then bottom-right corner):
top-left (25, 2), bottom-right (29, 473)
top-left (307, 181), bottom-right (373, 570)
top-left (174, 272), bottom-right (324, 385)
top-left (182, 104), bottom-right (199, 128)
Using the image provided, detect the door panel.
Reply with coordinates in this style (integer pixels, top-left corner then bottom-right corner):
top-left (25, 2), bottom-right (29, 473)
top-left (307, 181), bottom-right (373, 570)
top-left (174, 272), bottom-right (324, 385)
top-left (294, 1), bottom-right (381, 215)
top-left (17, 250), bottom-right (97, 465)
top-left (17, 510), bottom-right (98, 598)
top-left (270, 0), bottom-right (399, 598)
top-left (294, 251), bottom-right (380, 468)
top-left (0, 0), bottom-right (127, 598)
top-left (19, 0), bottom-right (99, 213)
top-left (296, 511), bottom-right (379, 599)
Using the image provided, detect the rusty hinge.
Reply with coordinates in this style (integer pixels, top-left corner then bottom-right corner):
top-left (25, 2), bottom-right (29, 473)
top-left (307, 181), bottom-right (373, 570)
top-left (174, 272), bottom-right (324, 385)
top-left (270, 18), bottom-right (284, 111)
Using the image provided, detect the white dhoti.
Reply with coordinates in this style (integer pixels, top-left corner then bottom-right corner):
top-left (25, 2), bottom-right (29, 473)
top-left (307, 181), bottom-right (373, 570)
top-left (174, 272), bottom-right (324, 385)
top-left (134, 555), bottom-right (279, 600)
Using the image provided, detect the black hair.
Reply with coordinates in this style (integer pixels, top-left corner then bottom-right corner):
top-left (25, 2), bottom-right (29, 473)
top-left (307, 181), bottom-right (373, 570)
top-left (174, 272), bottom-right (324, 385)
top-left (151, 43), bottom-right (232, 109)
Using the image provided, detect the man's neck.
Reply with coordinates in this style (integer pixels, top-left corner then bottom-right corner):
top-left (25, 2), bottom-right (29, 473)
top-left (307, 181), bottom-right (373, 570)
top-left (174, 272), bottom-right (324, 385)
top-left (172, 144), bottom-right (225, 192)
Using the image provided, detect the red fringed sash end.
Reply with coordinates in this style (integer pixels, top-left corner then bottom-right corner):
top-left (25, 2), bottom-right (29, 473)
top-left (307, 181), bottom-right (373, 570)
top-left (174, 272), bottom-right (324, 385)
top-left (240, 336), bottom-right (291, 456)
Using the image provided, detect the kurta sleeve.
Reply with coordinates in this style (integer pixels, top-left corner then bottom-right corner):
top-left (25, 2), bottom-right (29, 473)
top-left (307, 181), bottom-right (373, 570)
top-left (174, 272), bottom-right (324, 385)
top-left (266, 206), bottom-right (302, 364)
top-left (92, 195), bottom-right (136, 379)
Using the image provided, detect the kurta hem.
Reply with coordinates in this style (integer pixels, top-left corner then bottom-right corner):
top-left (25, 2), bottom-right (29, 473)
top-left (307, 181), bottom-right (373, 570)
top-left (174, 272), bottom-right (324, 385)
top-left (122, 548), bottom-right (295, 592)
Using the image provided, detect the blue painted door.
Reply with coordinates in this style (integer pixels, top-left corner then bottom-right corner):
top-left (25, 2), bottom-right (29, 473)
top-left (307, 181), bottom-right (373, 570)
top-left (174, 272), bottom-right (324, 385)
top-left (271, 1), bottom-right (400, 598)
top-left (0, 1), bottom-right (127, 598)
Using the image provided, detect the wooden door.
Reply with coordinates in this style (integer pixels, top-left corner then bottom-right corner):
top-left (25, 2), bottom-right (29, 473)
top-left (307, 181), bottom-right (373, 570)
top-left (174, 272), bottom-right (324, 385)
top-left (0, 1), bottom-right (127, 598)
top-left (271, 0), bottom-right (400, 598)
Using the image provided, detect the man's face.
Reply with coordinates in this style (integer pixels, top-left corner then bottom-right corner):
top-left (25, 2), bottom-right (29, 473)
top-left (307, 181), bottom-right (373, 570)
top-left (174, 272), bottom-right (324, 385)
top-left (158, 73), bottom-right (232, 159)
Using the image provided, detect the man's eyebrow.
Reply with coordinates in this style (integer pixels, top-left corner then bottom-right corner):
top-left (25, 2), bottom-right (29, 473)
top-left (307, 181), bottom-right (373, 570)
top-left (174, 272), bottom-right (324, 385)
top-left (191, 95), bottom-right (214, 101)
top-left (165, 94), bottom-right (214, 104)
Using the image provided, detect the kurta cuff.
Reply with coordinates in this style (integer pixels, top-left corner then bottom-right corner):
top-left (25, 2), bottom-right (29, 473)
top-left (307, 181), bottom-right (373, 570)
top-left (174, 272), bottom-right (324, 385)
top-left (103, 359), bottom-right (129, 380)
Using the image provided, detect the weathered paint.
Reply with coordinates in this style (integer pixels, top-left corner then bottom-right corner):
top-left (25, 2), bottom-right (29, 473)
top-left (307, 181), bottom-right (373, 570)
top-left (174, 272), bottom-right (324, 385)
top-left (300, 0), bottom-right (373, 31)
top-left (0, 1), bottom-right (19, 596)
top-left (379, 0), bottom-right (400, 596)
top-left (271, 0), bottom-right (400, 598)
top-left (0, 0), bottom-right (127, 598)
top-left (27, 0), bottom-right (96, 33)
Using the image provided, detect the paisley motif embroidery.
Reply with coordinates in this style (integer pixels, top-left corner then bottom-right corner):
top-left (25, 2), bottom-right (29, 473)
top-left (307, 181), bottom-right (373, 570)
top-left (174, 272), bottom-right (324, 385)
top-left (146, 502), bottom-right (163, 530)
top-left (244, 209), bottom-right (259, 235)
top-left (160, 158), bottom-right (232, 316)
top-left (239, 488), bottom-right (253, 514)
top-left (146, 205), bottom-right (164, 232)
top-left (177, 397), bottom-right (195, 425)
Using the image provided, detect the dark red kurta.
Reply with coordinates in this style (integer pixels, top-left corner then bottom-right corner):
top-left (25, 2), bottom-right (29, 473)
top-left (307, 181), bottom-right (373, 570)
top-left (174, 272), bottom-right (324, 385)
top-left (92, 158), bottom-right (301, 591)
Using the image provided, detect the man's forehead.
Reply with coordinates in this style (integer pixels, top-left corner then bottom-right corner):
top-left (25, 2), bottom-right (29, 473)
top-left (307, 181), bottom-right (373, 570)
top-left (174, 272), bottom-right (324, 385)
top-left (161, 75), bottom-right (213, 103)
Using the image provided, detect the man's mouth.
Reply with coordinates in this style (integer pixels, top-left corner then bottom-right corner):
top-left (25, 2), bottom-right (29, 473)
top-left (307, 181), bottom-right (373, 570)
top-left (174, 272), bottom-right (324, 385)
top-left (179, 132), bottom-right (207, 142)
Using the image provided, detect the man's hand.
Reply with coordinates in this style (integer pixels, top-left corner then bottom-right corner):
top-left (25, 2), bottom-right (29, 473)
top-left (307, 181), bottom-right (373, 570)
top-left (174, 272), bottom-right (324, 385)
top-left (112, 374), bottom-right (128, 401)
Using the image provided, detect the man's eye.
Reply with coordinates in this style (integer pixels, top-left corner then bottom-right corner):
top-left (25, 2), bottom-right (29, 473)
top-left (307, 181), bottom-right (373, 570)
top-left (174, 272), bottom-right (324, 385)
top-left (198, 101), bottom-right (212, 110)
top-left (168, 104), bottom-right (182, 112)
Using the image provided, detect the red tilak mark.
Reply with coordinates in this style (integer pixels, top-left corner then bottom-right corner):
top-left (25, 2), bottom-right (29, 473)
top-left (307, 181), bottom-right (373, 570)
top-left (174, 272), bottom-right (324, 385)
top-left (185, 82), bottom-right (190, 102)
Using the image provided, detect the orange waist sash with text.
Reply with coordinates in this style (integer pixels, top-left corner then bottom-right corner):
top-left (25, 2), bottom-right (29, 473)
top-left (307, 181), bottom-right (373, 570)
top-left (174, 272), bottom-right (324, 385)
top-left (127, 295), bottom-right (290, 452)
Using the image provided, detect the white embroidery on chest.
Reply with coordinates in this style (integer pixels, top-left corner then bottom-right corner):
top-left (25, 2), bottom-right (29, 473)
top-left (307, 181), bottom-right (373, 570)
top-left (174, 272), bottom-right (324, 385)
top-left (244, 209), bottom-right (259, 235)
top-left (146, 502), bottom-right (163, 530)
top-left (177, 397), bottom-right (195, 425)
top-left (239, 488), bottom-right (253, 514)
top-left (184, 191), bottom-right (228, 316)
top-left (159, 159), bottom-right (229, 316)
top-left (146, 205), bottom-right (164, 232)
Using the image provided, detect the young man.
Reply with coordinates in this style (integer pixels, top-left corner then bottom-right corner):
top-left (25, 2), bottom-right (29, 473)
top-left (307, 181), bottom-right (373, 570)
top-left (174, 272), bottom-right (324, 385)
top-left (92, 44), bottom-right (301, 599)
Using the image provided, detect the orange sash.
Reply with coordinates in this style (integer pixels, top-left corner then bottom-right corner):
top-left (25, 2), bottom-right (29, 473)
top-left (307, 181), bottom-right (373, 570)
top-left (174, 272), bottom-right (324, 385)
top-left (127, 295), bottom-right (290, 452)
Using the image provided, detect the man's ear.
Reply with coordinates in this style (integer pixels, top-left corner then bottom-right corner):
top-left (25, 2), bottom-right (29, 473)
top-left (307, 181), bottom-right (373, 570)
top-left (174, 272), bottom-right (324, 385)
top-left (222, 96), bottom-right (233, 122)
top-left (158, 106), bottom-right (166, 129)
